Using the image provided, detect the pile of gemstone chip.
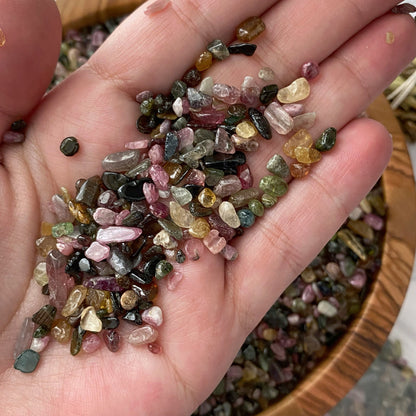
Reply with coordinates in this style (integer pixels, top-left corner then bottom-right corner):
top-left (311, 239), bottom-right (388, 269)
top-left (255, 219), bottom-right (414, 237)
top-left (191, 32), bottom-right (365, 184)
top-left (13, 15), bottom-right (336, 373)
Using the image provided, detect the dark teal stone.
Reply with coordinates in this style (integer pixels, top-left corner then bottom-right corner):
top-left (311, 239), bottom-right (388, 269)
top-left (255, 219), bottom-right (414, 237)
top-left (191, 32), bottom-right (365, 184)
top-left (243, 344), bottom-right (256, 361)
top-left (248, 107), bottom-right (272, 140)
top-left (14, 349), bottom-right (40, 373)
top-left (259, 84), bottom-right (279, 105)
top-left (60, 136), bottom-right (79, 156)
top-left (164, 131), bottom-right (179, 160)
top-left (315, 127), bottom-right (337, 151)
top-left (171, 80), bottom-right (188, 98)
top-left (228, 43), bottom-right (257, 56)
top-left (224, 114), bottom-right (244, 126)
top-left (237, 208), bottom-right (256, 228)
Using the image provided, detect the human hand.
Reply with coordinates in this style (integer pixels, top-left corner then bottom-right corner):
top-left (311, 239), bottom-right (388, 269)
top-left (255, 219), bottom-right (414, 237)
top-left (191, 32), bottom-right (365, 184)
top-left (0, 0), bottom-right (415, 415)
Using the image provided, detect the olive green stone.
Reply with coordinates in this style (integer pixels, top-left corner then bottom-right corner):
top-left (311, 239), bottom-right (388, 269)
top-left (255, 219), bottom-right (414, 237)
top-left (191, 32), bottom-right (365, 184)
top-left (228, 188), bottom-right (261, 208)
top-left (367, 192), bottom-right (386, 216)
top-left (224, 114), bottom-right (244, 126)
top-left (259, 175), bottom-right (288, 197)
top-left (261, 193), bottom-right (277, 208)
top-left (70, 325), bottom-right (85, 356)
top-left (204, 168), bottom-right (224, 186)
top-left (51, 222), bottom-right (74, 238)
top-left (171, 80), bottom-right (187, 98)
top-left (248, 199), bottom-right (264, 217)
top-left (194, 128), bottom-right (215, 144)
top-left (189, 201), bottom-right (213, 217)
top-left (14, 349), bottom-right (40, 373)
top-left (172, 116), bottom-right (187, 131)
top-left (158, 218), bottom-right (183, 240)
top-left (291, 298), bottom-right (307, 313)
top-left (140, 98), bottom-right (155, 116)
top-left (266, 154), bottom-right (290, 178)
top-left (337, 229), bottom-right (367, 261)
top-left (315, 127), bottom-right (336, 152)
top-left (155, 260), bottom-right (173, 280)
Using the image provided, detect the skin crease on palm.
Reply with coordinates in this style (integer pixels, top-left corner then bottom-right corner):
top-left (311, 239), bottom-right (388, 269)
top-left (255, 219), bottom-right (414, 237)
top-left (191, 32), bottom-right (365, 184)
top-left (0, 0), bottom-right (415, 414)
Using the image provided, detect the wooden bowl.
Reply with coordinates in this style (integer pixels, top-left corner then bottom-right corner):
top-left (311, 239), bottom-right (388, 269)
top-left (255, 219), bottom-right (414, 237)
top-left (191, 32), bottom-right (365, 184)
top-left (56, 1), bottom-right (416, 414)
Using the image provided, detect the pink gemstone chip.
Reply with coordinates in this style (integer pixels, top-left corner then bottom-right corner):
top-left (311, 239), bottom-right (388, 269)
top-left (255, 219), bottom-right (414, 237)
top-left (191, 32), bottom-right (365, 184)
top-left (203, 229), bottom-right (227, 254)
top-left (141, 306), bottom-right (163, 327)
top-left (125, 139), bottom-right (150, 150)
top-left (82, 333), bottom-right (102, 353)
top-left (85, 241), bottom-right (111, 262)
top-left (30, 336), bottom-right (50, 353)
top-left (149, 164), bottom-right (169, 190)
top-left (149, 144), bottom-right (164, 165)
top-left (115, 209), bottom-right (131, 225)
top-left (3, 131), bottom-right (25, 143)
top-left (96, 226), bottom-right (142, 244)
top-left (143, 182), bottom-right (159, 204)
top-left (93, 207), bottom-right (116, 226)
top-left (184, 238), bottom-right (204, 261)
top-left (128, 325), bottom-right (158, 345)
top-left (300, 61), bottom-right (320, 80)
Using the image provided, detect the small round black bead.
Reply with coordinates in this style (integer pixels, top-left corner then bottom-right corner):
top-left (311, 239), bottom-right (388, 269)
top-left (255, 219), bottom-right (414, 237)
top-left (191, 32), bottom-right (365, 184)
top-left (60, 136), bottom-right (79, 156)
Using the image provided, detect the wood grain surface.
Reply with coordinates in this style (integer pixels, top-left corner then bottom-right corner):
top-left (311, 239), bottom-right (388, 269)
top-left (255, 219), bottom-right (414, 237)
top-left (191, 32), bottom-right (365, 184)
top-left (262, 96), bottom-right (416, 416)
top-left (56, 0), bottom-right (146, 33)
top-left (55, 1), bottom-right (416, 415)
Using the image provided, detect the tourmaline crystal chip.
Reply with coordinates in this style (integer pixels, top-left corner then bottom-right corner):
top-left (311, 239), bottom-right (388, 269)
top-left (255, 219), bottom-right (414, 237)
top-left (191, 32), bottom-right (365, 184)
top-left (14, 349), bottom-right (40, 373)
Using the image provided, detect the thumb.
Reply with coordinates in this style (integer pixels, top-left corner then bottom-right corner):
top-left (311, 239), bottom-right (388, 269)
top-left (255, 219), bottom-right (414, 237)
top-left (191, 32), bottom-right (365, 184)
top-left (0, 0), bottom-right (61, 134)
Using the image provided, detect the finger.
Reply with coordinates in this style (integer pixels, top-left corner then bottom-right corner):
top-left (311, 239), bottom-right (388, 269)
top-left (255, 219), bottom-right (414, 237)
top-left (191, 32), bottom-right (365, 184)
top-left (85, 0), bottom-right (279, 93)
top-left (229, 118), bottom-right (392, 331)
top-left (251, 0), bottom-right (409, 85)
top-left (0, 0), bottom-right (61, 134)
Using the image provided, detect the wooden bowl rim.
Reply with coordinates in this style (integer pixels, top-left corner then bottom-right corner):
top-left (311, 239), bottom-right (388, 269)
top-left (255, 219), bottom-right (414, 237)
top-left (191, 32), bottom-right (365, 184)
top-left (55, 1), bottom-right (416, 415)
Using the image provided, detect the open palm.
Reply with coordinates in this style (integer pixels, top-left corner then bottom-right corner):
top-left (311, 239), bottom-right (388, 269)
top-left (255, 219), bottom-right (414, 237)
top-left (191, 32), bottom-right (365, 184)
top-left (0, 0), bottom-right (414, 415)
